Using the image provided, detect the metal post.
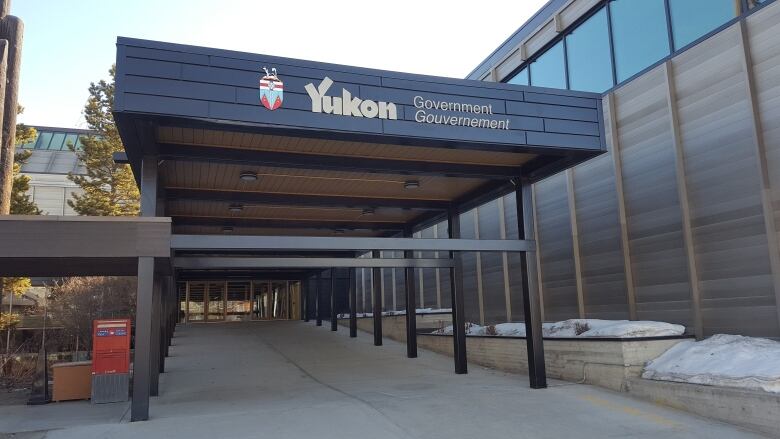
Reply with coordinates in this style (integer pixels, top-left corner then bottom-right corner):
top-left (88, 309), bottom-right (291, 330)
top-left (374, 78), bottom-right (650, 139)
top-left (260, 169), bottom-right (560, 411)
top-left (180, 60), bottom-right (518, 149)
top-left (349, 268), bottom-right (357, 337)
top-left (302, 280), bottom-right (309, 322)
top-left (185, 281), bottom-right (190, 323)
top-left (448, 211), bottom-right (467, 374)
top-left (330, 269), bottom-right (338, 331)
top-left (315, 272), bottom-right (322, 326)
top-left (516, 181), bottom-right (547, 388)
top-left (150, 274), bottom-right (161, 395)
top-left (372, 250), bottom-right (383, 346)
top-left (404, 248), bottom-right (417, 358)
top-left (131, 257), bottom-right (154, 422)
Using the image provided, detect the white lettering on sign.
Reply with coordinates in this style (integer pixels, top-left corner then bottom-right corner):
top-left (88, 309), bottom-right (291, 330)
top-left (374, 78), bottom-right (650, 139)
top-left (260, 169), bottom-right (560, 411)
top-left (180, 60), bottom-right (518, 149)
top-left (305, 77), bottom-right (397, 120)
top-left (413, 96), bottom-right (510, 130)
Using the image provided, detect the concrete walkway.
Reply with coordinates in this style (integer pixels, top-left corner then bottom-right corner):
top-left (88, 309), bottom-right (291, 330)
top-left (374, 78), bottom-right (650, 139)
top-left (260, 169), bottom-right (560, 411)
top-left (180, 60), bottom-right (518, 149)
top-left (0, 321), bottom-right (769, 438)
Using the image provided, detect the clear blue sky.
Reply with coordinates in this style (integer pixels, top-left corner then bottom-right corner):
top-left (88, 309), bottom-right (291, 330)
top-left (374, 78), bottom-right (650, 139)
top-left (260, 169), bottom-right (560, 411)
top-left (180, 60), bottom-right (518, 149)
top-left (13, 0), bottom-right (547, 129)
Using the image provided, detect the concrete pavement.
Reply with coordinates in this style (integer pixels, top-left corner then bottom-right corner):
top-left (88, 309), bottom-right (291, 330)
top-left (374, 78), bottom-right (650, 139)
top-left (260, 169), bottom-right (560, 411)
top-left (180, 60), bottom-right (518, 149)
top-left (0, 321), bottom-right (769, 438)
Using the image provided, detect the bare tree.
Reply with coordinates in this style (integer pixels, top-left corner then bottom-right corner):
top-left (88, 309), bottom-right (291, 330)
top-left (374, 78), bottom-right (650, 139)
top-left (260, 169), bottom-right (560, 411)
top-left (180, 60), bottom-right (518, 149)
top-left (48, 277), bottom-right (136, 353)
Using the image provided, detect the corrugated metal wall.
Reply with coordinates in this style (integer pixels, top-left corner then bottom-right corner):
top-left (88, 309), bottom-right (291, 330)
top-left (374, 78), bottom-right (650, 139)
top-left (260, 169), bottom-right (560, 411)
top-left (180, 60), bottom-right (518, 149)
top-left (361, 4), bottom-right (780, 339)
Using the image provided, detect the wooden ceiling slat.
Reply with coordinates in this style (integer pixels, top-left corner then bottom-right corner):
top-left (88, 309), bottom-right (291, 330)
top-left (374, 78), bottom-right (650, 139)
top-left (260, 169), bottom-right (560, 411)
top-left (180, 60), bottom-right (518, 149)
top-left (160, 127), bottom-right (533, 167)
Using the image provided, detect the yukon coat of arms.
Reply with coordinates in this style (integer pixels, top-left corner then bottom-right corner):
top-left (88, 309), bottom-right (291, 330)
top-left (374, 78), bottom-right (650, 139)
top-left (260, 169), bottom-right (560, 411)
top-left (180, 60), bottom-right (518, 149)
top-left (259, 67), bottom-right (283, 111)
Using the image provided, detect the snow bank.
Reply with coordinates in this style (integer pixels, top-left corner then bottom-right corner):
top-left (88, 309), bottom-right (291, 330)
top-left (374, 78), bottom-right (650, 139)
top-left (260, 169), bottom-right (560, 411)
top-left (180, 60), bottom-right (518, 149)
top-left (431, 319), bottom-right (685, 338)
top-left (337, 308), bottom-right (452, 319)
top-left (642, 334), bottom-right (780, 393)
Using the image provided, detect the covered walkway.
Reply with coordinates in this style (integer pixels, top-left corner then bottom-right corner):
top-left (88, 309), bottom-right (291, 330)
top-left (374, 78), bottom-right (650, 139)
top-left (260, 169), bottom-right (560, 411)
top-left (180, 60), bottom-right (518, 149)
top-left (5, 322), bottom-right (765, 438)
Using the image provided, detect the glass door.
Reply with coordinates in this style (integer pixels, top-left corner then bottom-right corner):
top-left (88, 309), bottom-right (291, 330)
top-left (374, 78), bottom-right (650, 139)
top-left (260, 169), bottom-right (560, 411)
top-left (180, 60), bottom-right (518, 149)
top-left (206, 282), bottom-right (226, 321)
top-left (270, 281), bottom-right (289, 319)
top-left (187, 282), bottom-right (205, 322)
top-left (226, 282), bottom-right (251, 321)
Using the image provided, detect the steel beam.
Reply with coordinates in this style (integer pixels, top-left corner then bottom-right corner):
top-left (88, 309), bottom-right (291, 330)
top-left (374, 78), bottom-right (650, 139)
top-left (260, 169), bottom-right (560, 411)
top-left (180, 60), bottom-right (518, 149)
top-left (330, 269), bottom-right (337, 331)
top-left (172, 216), bottom-right (407, 232)
top-left (171, 235), bottom-right (534, 253)
top-left (448, 212), bottom-right (468, 374)
top-left (517, 181), bottom-right (547, 389)
top-left (349, 268), bottom-right (357, 338)
top-left (315, 272), bottom-right (322, 327)
top-left (158, 143), bottom-right (524, 180)
top-left (372, 251), bottom-right (383, 346)
top-left (131, 257), bottom-right (154, 422)
top-left (166, 188), bottom-right (449, 211)
top-left (173, 257), bottom-right (455, 269)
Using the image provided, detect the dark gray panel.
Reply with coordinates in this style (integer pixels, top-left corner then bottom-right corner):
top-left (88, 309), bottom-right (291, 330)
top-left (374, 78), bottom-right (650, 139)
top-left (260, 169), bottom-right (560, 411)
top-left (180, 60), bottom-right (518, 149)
top-left (534, 173), bottom-right (579, 321)
top-left (572, 155), bottom-right (629, 320)
top-left (478, 200), bottom-right (507, 324)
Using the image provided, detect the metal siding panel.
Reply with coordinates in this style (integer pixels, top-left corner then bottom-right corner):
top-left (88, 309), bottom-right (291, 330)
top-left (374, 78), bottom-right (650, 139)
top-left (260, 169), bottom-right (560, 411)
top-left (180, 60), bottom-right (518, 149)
top-left (535, 173), bottom-right (579, 320)
top-left (572, 154), bottom-right (629, 319)
top-left (613, 64), bottom-right (693, 328)
top-left (477, 199), bottom-right (506, 324)
top-left (673, 25), bottom-right (778, 337)
top-left (749, 0), bottom-right (780, 338)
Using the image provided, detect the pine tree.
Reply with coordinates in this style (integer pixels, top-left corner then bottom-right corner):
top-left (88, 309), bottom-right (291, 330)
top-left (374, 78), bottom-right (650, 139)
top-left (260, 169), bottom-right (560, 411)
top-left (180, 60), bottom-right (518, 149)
top-left (67, 66), bottom-right (139, 216)
top-left (9, 109), bottom-right (39, 215)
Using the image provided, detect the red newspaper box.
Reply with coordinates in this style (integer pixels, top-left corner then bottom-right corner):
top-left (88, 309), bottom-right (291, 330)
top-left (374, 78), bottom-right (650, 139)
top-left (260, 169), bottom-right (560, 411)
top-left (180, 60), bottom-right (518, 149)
top-left (92, 319), bottom-right (131, 375)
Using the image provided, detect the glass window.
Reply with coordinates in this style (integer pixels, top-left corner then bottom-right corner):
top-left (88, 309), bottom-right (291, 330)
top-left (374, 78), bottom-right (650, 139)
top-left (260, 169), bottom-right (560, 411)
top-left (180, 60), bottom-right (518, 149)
top-left (34, 132), bottom-right (53, 150)
top-left (749, 0), bottom-right (769, 7)
top-left (565, 7), bottom-right (613, 92)
top-left (507, 67), bottom-right (529, 86)
top-left (63, 134), bottom-right (79, 150)
top-left (48, 132), bottom-right (66, 150)
top-left (669, 0), bottom-right (737, 50)
top-left (74, 136), bottom-right (85, 150)
top-left (19, 133), bottom-right (38, 149)
top-left (610, 0), bottom-right (671, 83)
top-left (530, 41), bottom-right (566, 89)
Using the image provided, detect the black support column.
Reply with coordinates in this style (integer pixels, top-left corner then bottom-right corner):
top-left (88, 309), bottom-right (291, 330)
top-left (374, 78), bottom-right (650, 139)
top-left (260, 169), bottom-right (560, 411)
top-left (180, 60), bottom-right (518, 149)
top-left (131, 257), bottom-right (154, 422)
top-left (330, 269), bottom-right (338, 331)
top-left (315, 272), bottom-right (322, 326)
top-left (404, 243), bottom-right (417, 358)
top-left (349, 268), bottom-right (357, 337)
top-left (149, 274), bottom-right (161, 396)
top-left (372, 251), bottom-right (383, 346)
top-left (448, 211), bottom-right (467, 374)
top-left (303, 278), bottom-right (310, 322)
top-left (516, 180), bottom-right (547, 388)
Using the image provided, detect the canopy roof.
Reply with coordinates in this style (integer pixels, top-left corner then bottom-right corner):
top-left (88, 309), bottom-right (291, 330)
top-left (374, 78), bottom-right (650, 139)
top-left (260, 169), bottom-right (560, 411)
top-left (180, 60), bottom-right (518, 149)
top-left (114, 37), bottom-right (605, 239)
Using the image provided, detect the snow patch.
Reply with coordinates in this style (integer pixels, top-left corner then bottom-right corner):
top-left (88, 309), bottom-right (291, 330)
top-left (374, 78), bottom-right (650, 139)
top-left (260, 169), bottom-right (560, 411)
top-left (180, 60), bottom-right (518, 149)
top-left (337, 308), bottom-right (452, 319)
top-left (642, 334), bottom-right (780, 393)
top-left (431, 319), bottom-right (685, 339)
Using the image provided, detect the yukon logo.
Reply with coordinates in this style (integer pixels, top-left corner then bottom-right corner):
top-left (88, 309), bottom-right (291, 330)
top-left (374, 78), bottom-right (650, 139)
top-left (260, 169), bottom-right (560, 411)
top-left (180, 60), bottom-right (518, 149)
top-left (259, 67), bottom-right (283, 111)
top-left (305, 77), bottom-right (397, 119)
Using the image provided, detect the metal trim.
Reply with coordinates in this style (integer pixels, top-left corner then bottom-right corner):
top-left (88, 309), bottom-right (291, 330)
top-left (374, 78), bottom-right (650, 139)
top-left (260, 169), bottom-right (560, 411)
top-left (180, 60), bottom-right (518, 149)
top-left (173, 257), bottom-right (456, 269)
top-left (171, 235), bottom-right (534, 253)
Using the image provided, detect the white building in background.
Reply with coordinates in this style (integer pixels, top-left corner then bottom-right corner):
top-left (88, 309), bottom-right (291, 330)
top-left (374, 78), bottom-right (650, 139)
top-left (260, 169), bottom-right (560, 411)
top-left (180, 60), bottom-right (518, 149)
top-left (16, 126), bottom-right (90, 215)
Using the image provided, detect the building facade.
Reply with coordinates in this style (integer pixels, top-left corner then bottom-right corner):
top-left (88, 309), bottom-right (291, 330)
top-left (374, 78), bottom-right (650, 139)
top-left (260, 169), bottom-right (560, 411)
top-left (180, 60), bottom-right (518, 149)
top-left (398, 0), bottom-right (777, 339)
top-left (16, 126), bottom-right (88, 215)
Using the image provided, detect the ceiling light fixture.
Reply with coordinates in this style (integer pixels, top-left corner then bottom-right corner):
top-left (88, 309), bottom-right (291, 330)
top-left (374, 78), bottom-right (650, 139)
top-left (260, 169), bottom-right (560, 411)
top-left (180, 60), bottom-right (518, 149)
top-left (334, 229), bottom-right (346, 235)
top-left (239, 171), bottom-right (258, 181)
top-left (361, 208), bottom-right (375, 216)
top-left (228, 203), bottom-right (244, 212)
top-left (404, 180), bottom-right (420, 189)
top-left (222, 226), bottom-right (234, 233)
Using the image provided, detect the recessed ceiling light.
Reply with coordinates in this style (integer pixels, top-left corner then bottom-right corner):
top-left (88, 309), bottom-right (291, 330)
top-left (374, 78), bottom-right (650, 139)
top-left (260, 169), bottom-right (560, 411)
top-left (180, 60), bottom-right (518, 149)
top-left (239, 171), bottom-right (258, 181)
top-left (228, 203), bottom-right (244, 212)
top-left (404, 180), bottom-right (420, 189)
top-left (361, 208), bottom-right (375, 216)
top-left (222, 226), bottom-right (234, 233)
top-left (334, 229), bottom-right (346, 235)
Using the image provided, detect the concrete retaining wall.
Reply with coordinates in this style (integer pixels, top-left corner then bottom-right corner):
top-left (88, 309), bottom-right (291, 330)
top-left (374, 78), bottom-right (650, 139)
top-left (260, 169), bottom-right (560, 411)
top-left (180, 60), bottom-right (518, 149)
top-left (342, 315), bottom-right (682, 392)
top-left (626, 378), bottom-right (780, 437)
